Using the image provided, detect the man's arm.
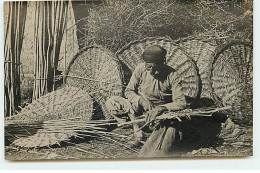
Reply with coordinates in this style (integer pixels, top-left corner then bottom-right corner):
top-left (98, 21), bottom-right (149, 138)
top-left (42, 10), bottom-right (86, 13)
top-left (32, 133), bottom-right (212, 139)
top-left (144, 72), bottom-right (187, 125)
top-left (124, 64), bottom-right (143, 109)
top-left (161, 72), bottom-right (187, 111)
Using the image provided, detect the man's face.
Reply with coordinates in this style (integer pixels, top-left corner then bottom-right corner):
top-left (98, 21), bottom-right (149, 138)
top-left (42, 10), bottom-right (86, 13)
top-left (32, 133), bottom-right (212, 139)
top-left (145, 62), bottom-right (164, 77)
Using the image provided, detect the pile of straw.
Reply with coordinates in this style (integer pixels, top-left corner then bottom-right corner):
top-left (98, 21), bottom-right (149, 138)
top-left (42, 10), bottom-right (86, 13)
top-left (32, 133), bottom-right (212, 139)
top-left (210, 42), bottom-right (253, 124)
top-left (116, 37), bottom-right (200, 99)
top-left (64, 45), bottom-right (124, 119)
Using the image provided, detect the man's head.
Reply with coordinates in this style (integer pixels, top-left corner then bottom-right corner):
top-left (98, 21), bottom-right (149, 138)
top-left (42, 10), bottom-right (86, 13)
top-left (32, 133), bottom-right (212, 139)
top-left (142, 45), bottom-right (167, 77)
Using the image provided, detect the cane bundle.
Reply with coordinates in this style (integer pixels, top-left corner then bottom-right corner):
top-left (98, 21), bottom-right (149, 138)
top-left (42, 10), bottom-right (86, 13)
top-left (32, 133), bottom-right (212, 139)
top-left (118, 106), bottom-right (231, 128)
top-left (210, 42), bottom-right (253, 124)
top-left (64, 45), bottom-right (124, 119)
top-left (116, 37), bottom-right (200, 99)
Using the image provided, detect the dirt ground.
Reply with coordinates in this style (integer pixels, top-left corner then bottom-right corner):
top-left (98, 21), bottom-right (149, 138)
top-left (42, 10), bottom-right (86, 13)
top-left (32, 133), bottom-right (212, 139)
top-left (5, 118), bottom-right (253, 161)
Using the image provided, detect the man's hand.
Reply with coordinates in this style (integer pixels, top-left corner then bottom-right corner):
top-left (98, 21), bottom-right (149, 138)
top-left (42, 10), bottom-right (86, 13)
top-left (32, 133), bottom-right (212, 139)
top-left (145, 106), bottom-right (167, 124)
top-left (139, 98), bottom-right (154, 111)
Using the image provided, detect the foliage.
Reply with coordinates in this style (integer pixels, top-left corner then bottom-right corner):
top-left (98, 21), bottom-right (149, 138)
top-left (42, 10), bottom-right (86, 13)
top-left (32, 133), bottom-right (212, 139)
top-left (82, 0), bottom-right (252, 52)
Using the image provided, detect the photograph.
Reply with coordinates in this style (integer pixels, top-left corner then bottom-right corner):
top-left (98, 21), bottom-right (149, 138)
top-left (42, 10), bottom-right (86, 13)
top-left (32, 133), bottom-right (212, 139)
top-left (4, 0), bottom-right (253, 160)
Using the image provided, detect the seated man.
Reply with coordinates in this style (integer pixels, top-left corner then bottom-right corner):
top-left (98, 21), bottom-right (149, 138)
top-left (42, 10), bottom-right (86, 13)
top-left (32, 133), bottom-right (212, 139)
top-left (106, 45), bottom-right (187, 157)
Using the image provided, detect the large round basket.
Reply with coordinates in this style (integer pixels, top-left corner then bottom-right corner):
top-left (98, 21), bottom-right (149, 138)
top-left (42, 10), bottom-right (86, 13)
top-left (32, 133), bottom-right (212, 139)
top-left (5, 86), bottom-right (94, 148)
top-left (176, 38), bottom-right (218, 99)
top-left (116, 37), bottom-right (200, 99)
top-left (5, 86), bottom-right (93, 123)
top-left (210, 41), bottom-right (253, 124)
top-left (64, 45), bottom-right (124, 119)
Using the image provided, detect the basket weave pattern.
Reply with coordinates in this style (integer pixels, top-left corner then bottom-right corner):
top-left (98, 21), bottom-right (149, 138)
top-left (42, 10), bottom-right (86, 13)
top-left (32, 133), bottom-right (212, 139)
top-left (210, 42), bottom-right (253, 123)
top-left (64, 45), bottom-right (124, 118)
top-left (6, 86), bottom-right (93, 123)
top-left (177, 38), bottom-right (218, 99)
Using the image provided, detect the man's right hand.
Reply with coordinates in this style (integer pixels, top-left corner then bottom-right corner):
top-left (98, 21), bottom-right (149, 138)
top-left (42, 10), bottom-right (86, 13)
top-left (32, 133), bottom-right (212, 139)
top-left (139, 98), bottom-right (154, 111)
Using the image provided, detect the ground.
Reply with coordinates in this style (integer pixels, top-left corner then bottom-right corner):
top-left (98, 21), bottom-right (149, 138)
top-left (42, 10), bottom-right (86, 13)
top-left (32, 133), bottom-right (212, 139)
top-left (5, 118), bottom-right (253, 161)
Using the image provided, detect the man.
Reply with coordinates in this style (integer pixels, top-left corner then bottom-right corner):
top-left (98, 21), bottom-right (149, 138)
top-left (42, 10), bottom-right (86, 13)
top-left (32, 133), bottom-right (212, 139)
top-left (106, 45), bottom-right (187, 157)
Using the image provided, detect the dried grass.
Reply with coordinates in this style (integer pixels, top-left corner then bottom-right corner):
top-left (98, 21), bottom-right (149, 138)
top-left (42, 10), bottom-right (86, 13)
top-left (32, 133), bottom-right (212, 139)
top-left (80, 0), bottom-right (252, 52)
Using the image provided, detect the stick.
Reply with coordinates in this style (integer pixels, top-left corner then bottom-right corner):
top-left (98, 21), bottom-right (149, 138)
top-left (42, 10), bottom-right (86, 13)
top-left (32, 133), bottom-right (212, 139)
top-left (118, 106), bottom-right (231, 128)
top-left (75, 147), bottom-right (103, 157)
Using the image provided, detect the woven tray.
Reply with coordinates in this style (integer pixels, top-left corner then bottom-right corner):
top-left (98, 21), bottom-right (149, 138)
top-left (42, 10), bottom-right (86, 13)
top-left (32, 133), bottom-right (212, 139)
top-left (210, 41), bottom-right (253, 124)
top-left (177, 38), bottom-right (218, 99)
top-left (116, 37), bottom-right (200, 99)
top-left (64, 45), bottom-right (124, 119)
top-left (5, 86), bottom-right (94, 148)
top-left (5, 86), bottom-right (93, 123)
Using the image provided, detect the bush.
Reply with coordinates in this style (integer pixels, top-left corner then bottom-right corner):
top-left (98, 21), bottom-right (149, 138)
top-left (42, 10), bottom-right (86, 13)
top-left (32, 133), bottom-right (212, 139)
top-left (82, 0), bottom-right (252, 52)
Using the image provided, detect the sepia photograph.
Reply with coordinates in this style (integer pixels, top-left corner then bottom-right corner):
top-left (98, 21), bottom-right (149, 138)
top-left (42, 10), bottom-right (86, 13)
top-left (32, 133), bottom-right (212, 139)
top-left (4, 0), bottom-right (253, 160)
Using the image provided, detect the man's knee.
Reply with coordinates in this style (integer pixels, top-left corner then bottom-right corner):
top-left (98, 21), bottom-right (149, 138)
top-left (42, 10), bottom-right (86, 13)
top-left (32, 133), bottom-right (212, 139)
top-left (105, 96), bottom-right (131, 115)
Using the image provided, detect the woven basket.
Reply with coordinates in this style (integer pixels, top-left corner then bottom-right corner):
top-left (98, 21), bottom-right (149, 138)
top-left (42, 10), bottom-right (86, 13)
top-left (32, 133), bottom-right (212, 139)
top-left (5, 86), bottom-right (93, 123)
top-left (177, 38), bottom-right (218, 99)
top-left (64, 45), bottom-right (124, 119)
top-left (11, 130), bottom-right (77, 148)
top-left (116, 37), bottom-right (200, 99)
top-left (5, 86), bottom-right (94, 148)
top-left (210, 42), bottom-right (253, 124)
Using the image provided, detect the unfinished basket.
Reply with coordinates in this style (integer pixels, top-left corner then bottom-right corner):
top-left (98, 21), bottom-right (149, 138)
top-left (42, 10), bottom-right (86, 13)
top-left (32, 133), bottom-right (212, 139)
top-left (11, 129), bottom-right (77, 148)
top-left (5, 86), bottom-right (94, 148)
top-left (64, 45), bottom-right (124, 119)
top-left (210, 42), bottom-right (253, 124)
top-left (177, 38), bottom-right (218, 99)
top-left (116, 37), bottom-right (200, 99)
top-left (5, 86), bottom-right (93, 123)
top-left (10, 118), bottom-right (108, 148)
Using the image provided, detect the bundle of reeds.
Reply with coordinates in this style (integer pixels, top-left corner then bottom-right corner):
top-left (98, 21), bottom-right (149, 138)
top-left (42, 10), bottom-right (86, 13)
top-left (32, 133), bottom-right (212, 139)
top-left (118, 106), bottom-right (231, 129)
top-left (64, 45), bottom-right (124, 119)
top-left (33, 1), bottom-right (69, 100)
top-left (116, 37), bottom-right (200, 99)
top-left (210, 42), bottom-right (253, 124)
top-left (4, 1), bottom-right (27, 117)
top-left (177, 37), bottom-right (218, 99)
top-left (10, 118), bottom-right (114, 148)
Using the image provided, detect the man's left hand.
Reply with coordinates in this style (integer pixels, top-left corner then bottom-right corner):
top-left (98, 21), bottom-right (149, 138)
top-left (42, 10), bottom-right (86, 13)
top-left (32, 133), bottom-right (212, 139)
top-left (145, 106), bottom-right (167, 124)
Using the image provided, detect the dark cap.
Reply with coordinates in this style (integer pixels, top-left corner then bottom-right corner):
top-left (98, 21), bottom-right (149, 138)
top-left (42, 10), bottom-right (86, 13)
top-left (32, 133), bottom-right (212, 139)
top-left (142, 45), bottom-right (167, 63)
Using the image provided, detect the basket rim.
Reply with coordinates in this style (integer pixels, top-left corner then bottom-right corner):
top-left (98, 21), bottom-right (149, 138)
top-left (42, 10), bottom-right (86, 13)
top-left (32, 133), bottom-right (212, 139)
top-left (115, 36), bottom-right (174, 57)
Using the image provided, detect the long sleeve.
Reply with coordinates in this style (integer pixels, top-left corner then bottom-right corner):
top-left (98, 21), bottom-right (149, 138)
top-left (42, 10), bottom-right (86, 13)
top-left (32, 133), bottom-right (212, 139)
top-left (161, 73), bottom-right (187, 111)
top-left (125, 64), bottom-right (143, 109)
